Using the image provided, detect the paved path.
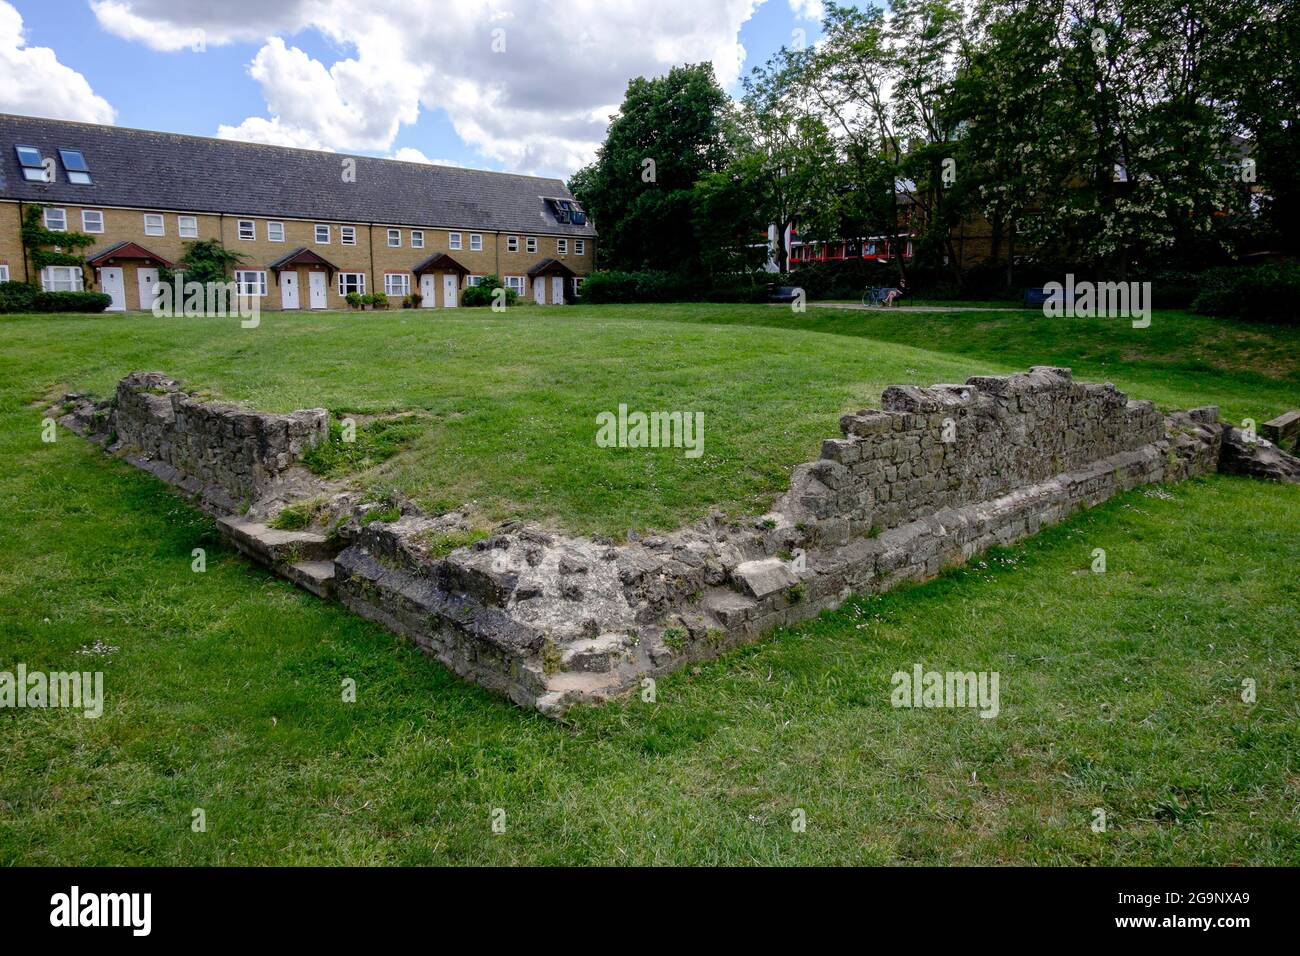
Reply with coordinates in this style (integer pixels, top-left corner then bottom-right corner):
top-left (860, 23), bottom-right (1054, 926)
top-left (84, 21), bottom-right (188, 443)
top-left (803, 302), bottom-right (1033, 313)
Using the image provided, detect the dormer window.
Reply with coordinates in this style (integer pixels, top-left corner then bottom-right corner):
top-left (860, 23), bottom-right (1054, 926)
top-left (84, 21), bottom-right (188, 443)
top-left (546, 198), bottom-right (585, 226)
top-left (15, 145), bottom-right (47, 182)
top-left (58, 149), bottom-right (92, 184)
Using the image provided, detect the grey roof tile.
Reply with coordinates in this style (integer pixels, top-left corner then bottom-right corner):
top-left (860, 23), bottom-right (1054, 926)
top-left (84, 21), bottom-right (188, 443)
top-left (0, 114), bottom-right (595, 238)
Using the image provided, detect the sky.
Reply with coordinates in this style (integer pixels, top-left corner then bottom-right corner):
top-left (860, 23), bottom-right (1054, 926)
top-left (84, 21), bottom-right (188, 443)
top-left (0, 0), bottom-right (838, 180)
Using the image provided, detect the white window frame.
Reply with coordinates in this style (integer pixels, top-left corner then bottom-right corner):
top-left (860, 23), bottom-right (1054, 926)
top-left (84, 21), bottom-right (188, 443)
top-left (557, 238), bottom-right (568, 255)
top-left (178, 215), bottom-right (199, 239)
top-left (41, 265), bottom-right (84, 292)
top-left (267, 221), bottom-right (285, 243)
top-left (44, 208), bottom-right (67, 232)
top-left (506, 235), bottom-right (518, 252)
top-left (80, 210), bottom-right (104, 233)
top-left (0, 264), bottom-right (9, 283)
top-left (470, 233), bottom-right (483, 251)
top-left (411, 230), bottom-right (425, 249)
top-left (573, 277), bottom-right (585, 294)
top-left (383, 273), bottom-right (410, 296)
top-left (575, 240), bottom-right (585, 255)
top-left (144, 214), bottom-right (165, 237)
top-left (234, 270), bottom-right (268, 297)
top-left (525, 236), bottom-right (537, 253)
top-left (504, 275), bottom-right (524, 294)
top-left (338, 272), bottom-right (366, 296)
top-left (449, 232), bottom-right (463, 250)
top-left (466, 275), bottom-right (484, 287)
top-left (237, 219), bottom-right (255, 241)
top-left (387, 229), bottom-right (402, 248)
top-left (314, 224), bottom-right (331, 244)
top-left (340, 225), bottom-right (356, 245)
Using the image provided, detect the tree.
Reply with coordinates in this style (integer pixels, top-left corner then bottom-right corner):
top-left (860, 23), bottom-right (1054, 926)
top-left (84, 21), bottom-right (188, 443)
top-left (738, 47), bottom-right (841, 273)
top-left (568, 63), bottom-right (732, 274)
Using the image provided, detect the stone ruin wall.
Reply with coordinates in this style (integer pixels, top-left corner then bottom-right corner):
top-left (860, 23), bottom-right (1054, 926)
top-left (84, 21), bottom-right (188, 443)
top-left (57, 366), bottom-right (1296, 714)
top-left (104, 371), bottom-right (328, 514)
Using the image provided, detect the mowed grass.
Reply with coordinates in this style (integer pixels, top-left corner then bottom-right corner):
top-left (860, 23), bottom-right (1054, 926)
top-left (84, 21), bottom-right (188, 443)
top-left (2, 304), bottom-right (1296, 536)
top-left (0, 304), bottom-right (1297, 864)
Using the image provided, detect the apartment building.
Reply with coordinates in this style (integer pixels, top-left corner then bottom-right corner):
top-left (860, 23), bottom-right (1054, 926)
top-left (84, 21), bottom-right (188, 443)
top-left (0, 114), bottom-right (595, 311)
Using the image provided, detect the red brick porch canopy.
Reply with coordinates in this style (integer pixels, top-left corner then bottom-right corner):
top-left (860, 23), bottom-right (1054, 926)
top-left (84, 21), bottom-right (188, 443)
top-left (85, 240), bottom-right (174, 269)
top-left (527, 257), bottom-right (576, 279)
top-left (412, 251), bottom-right (470, 276)
top-left (268, 247), bottom-right (338, 279)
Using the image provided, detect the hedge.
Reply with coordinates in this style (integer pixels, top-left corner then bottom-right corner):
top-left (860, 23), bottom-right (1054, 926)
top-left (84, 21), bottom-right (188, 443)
top-left (580, 270), bottom-right (769, 304)
top-left (0, 281), bottom-right (113, 314)
top-left (1192, 263), bottom-right (1300, 324)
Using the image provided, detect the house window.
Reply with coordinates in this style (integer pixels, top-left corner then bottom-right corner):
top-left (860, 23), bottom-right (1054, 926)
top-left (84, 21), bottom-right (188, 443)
top-left (15, 145), bottom-right (47, 182)
top-left (340, 226), bottom-right (356, 245)
top-left (575, 240), bottom-right (585, 255)
top-left (267, 221), bottom-right (285, 242)
top-left (384, 273), bottom-right (410, 296)
top-left (178, 215), bottom-right (199, 238)
top-left (557, 238), bottom-right (568, 255)
top-left (41, 266), bottom-right (84, 292)
top-left (466, 275), bottom-right (484, 287)
top-left (143, 214), bottom-right (165, 237)
top-left (315, 224), bottom-right (331, 244)
top-left (506, 235), bottom-right (518, 252)
top-left (43, 208), bottom-right (67, 232)
top-left (0, 265), bottom-right (8, 283)
top-left (573, 277), bottom-right (585, 294)
top-left (234, 270), bottom-right (267, 297)
top-left (81, 210), bottom-right (104, 233)
top-left (338, 272), bottom-right (366, 296)
top-left (237, 220), bottom-right (255, 241)
top-left (504, 275), bottom-right (524, 294)
top-left (525, 237), bottom-right (537, 253)
top-left (449, 232), bottom-right (462, 250)
top-left (470, 233), bottom-right (483, 251)
top-left (411, 230), bottom-right (425, 249)
top-left (387, 229), bottom-right (401, 248)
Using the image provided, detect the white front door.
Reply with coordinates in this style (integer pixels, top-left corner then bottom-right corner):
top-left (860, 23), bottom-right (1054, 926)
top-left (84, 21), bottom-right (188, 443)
top-left (442, 273), bottom-right (458, 308)
top-left (420, 274), bottom-right (437, 308)
top-left (308, 271), bottom-right (328, 309)
top-left (552, 276), bottom-right (565, 305)
top-left (99, 267), bottom-right (125, 312)
top-left (282, 271), bottom-right (300, 310)
top-left (533, 277), bottom-right (545, 305)
top-left (136, 267), bottom-right (159, 311)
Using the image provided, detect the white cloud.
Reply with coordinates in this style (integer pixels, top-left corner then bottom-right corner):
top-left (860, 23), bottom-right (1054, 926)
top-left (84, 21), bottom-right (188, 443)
top-left (215, 36), bottom-right (422, 152)
top-left (91, 0), bottom-right (766, 176)
top-left (788, 0), bottom-right (824, 20)
top-left (0, 1), bottom-right (115, 124)
top-left (391, 147), bottom-right (465, 167)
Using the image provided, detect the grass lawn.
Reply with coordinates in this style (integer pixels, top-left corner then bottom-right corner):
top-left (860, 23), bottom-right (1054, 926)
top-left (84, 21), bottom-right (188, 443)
top-left (2, 304), bottom-right (1295, 536)
top-left (1, 303), bottom-right (1297, 864)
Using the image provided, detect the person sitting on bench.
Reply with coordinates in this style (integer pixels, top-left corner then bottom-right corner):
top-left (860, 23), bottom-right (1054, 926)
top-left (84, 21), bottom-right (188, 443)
top-left (883, 279), bottom-right (906, 306)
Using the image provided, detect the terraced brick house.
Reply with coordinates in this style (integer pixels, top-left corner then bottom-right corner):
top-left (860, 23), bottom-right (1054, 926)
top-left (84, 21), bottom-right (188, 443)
top-left (0, 114), bottom-right (595, 311)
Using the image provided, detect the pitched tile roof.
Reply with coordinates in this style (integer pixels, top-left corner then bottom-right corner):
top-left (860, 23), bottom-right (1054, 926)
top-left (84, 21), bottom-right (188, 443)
top-left (0, 114), bottom-right (595, 238)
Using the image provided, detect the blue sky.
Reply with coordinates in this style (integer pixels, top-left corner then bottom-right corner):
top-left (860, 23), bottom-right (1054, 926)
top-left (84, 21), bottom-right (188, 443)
top-left (3, 0), bottom-right (841, 177)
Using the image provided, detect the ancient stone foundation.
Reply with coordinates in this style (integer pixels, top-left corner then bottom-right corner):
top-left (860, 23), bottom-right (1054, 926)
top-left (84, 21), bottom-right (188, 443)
top-left (58, 367), bottom-right (1299, 715)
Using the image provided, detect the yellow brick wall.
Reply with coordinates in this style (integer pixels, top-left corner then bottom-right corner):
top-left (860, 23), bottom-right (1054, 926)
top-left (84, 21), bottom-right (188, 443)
top-left (0, 201), bottom-right (23, 284)
top-left (0, 200), bottom-right (594, 310)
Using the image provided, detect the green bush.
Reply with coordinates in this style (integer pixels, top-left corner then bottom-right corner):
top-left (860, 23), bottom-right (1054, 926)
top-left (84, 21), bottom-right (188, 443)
top-left (363, 292), bottom-right (387, 308)
top-left (1192, 263), bottom-right (1300, 324)
top-left (461, 275), bottom-right (518, 307)
top-left (1, 282), bottom-right (112, 313)
top-left (1145, 270), bottom-right (1202, 310)
top-left (344, 291), bottom-right (363, 309)
top-left (35, 291), bottom-right (113, 313)
top-left (0, 281), bottom-right (38, 313)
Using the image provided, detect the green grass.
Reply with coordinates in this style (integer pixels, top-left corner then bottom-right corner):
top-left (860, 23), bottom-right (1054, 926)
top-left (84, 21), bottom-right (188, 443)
top-left (3, 305), bottom-right (1295, 536)
top-left (0, 304), bottom-right (1297, 864)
